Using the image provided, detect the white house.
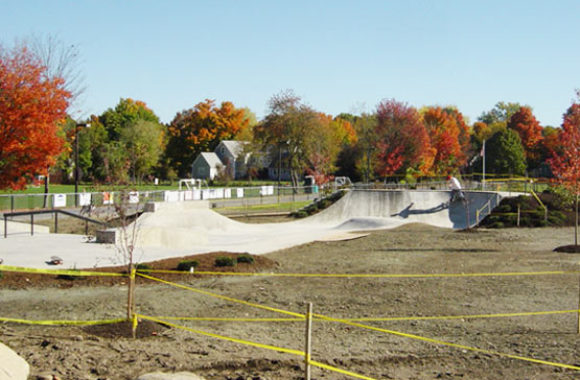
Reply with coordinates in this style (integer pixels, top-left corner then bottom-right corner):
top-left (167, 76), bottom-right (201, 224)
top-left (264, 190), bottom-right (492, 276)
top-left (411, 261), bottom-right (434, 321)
top-left (191, 152), bottom-right (223, 180)
top-left (214, 140), bottom-right (250, 179)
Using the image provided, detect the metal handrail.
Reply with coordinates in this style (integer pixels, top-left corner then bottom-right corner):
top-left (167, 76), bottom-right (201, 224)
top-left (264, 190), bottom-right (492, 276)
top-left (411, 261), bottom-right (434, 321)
top-left (3, 209), bottom-right (107, 238)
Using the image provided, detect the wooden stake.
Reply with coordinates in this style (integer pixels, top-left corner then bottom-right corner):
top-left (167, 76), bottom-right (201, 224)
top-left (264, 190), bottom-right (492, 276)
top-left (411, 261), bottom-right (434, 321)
top-left (305, 303), bottom-right (313, 380)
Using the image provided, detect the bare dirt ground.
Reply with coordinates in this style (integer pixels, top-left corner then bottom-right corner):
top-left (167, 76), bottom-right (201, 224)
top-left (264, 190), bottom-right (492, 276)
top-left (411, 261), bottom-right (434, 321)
top-left (2, 224), bottom-right (580, 380)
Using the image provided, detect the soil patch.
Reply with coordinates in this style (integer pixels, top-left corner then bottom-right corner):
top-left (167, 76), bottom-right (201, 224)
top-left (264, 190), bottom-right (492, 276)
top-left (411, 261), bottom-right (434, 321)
top-left (2, 225), bottom-right (580, 379)
top-left (0, 252), bottom-right (278, 289)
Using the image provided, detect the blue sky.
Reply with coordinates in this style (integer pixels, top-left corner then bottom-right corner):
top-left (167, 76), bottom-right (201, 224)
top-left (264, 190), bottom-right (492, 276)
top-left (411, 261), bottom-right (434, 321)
top-left (2, 0), bottom-right (579, 126)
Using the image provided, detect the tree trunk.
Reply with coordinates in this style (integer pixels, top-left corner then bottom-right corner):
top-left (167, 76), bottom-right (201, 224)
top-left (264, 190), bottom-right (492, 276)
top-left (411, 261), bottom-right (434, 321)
top-left (575, 192), bottom-right (578, 247)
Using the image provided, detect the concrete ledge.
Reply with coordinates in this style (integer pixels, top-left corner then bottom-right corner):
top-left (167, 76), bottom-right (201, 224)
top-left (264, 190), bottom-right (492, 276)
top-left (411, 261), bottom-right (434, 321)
top-left (96, 229), bottom-right (116, 244)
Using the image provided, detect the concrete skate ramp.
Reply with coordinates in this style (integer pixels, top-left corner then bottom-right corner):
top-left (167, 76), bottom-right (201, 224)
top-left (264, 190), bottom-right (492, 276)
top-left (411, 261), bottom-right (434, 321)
top-left (134, 189), bottom-right (501, 252)
top-left (306, 190), bottom-right (501, 230)
top-left (0, 189), bottom-right (504, 269)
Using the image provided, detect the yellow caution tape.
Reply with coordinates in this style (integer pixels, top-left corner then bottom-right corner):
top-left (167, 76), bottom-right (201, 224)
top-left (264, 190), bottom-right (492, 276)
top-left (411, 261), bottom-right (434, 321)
top-left (352, 309), bottom-right (579, 322)
top-left (139, 314), bottom-right (376, 380)
top-left (136, 273), bottom-right (304, 318)
top-left (0, 317), bottom-right (126, 326)
top-left (0, 265), bottom-right (126, 277)
top-left (146, 316), bottom-right (304, 322)
top-left (143, 274), bottom-right (580, 372)
top-left (310, 360), bottom-right (376, 380)
top-left (314, 313), bottom-right (580, 371)
top-left (138, 274), bottom-right (580, 372)
top-left (139, 269), bottom-right (578, 279)
top-left (138, 314), bottom-right (303, 356)
top-left (145, 309), bottom-right (579, 323)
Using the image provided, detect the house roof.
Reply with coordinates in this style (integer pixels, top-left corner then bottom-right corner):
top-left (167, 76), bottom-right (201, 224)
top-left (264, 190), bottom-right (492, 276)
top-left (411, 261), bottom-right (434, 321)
top-left (217, 140), bottom-right (248, 158)
top-left (197, 152), bottom-right (223, 168)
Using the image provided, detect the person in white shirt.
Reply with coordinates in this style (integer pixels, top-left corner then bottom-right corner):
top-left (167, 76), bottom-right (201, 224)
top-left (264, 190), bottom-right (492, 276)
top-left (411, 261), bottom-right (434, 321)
top-left (446, 175), bottom-right (465, 202)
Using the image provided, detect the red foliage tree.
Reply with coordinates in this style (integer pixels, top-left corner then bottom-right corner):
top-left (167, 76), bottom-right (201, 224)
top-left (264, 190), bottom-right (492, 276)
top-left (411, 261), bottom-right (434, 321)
top-left (548, 103), bottom-right (580, 246)
top-left (375, 99), bottom-right (432, 176)
top-left (507, 106), bottom-right (543, 165)
top-left (422, 107), bottom-right (469, 175)
top-left (0, 46), bottom-right (70, 189)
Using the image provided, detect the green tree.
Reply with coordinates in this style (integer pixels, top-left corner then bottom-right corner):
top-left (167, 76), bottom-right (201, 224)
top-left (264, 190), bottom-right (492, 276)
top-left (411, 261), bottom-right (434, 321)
top-left (353, 114), bottom-right (378, 182)
top-left (100, 98), bottom-right (160, 140)
top-left (484, 129), bottom-right (527, 176)
top-left (478, 101), bottom-right (525, 126)
top-left (120, 120), bottom-right (165, 183)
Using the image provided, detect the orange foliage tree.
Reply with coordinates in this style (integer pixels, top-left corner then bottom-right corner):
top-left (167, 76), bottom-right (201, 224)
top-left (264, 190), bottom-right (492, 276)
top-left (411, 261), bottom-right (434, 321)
top-left (375, 99), bottom-right (432, 177)
top-left (0, 46), bottom-right (70, 189)
top-left (548, 103), bottom-right (580, 246)
top-left (422, 106), bottom-right (470, 175)
top-left (507, 106), bottom-right (543, 168)
top-left (166, 99), bottom-right (249, 177)
top-left (305, 113), bottom-right (358, 185)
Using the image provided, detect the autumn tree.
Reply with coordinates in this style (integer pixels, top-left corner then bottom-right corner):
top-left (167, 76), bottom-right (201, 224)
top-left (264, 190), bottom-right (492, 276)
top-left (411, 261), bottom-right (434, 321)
top-left (548, 103), bottom-right (580, 247)
top-left (507, 106), bottom-right (543, 169)
top-left (303, 113), bottom-right (357, 185)
top-left (253, 91), bottom-right (317, 187)
top-left (166, 99), bottom-right (249, 178)
top-left (375, 99), bottom-right (432, 177)
top-left (422, 106), bottom-right (470, 175)
top-left (0, 45), bottom-right (71, 189)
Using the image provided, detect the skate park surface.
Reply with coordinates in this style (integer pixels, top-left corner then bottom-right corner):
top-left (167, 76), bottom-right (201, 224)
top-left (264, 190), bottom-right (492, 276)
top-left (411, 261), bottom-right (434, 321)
top-left (0, 189), bottom-right (506, 269)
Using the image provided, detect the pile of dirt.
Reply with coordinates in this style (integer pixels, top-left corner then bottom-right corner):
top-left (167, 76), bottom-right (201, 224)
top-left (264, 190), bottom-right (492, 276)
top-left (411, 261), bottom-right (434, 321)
top-left (0, 252), bottom-right (278, 290)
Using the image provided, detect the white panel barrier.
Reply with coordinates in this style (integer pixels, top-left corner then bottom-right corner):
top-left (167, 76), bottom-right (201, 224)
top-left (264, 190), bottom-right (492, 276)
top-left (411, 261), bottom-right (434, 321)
top-left (236, 188), bottom-right (244, 198)
top-left (79, 193), bottom-right (91, 206)
top-left (53, 194), bottom-right (67, 208)
top-left (224, 188), bottom-right (232, 198)
top-left (164, 191), bottom-right (180, 203)
top-left (129, 192), bottom-right (139, 204)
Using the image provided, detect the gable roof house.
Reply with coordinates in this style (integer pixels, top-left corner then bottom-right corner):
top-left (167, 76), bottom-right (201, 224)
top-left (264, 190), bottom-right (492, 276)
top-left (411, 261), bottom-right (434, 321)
top-left (191, 152), bottom-right (223, 180)
top-left (214, 140), bottom-right (250, 179)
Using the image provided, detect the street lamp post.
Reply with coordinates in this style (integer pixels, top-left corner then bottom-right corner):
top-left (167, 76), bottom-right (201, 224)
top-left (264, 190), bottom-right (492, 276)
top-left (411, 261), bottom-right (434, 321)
top-left (74, 123), bottom-right (90, 206)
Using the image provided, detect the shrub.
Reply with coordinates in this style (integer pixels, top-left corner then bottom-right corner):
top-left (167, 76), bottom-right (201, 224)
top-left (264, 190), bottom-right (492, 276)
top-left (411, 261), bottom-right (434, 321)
top-left (293, 211), bottom-right (309, 218)
top-left (236, 254), bottom-right (255, 264)
top-left (57, 269), bottom-right (83, 281)
top-left (177, 260), bottom-right (199, 271)
top-left (215, 256), bottom-right (236, 267)
top-left (135, 263), bottom-right (152, 271)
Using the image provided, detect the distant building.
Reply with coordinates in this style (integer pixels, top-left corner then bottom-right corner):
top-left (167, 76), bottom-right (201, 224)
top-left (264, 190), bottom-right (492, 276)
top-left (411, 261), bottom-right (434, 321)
top-left (214, 140), bottom-right (250, 179)
top-left (191, 140), bottom-right (292, 181)
top-left (191, 152), bottom-right (223, 180)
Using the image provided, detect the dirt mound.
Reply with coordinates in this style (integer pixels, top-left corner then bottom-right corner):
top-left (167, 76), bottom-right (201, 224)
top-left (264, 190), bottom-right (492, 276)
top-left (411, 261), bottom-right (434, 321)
top-left (0, 252), bottom-right (278, 289)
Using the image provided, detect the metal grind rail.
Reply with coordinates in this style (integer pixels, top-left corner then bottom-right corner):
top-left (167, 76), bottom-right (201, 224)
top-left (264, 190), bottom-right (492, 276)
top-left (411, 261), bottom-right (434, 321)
top-left (3, 209), bottom-right (107, 238)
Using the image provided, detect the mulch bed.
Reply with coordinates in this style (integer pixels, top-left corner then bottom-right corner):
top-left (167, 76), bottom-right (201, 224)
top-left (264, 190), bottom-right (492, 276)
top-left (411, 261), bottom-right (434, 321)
top-left (554, 245), bottom-right (580, 253)
top-left (0, 252), bottom-right (278, 290)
